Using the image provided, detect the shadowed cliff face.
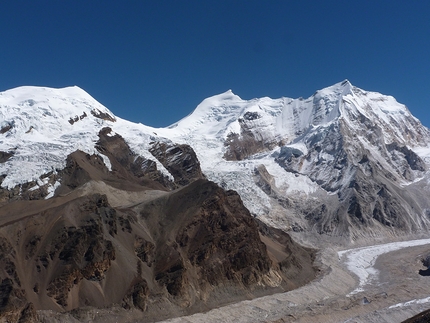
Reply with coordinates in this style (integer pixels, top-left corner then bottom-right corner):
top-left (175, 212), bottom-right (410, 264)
top-left (95, 127), bottom-right (175, 190)
top-left (0, 134), bottom-right (316, 322)
top-left (149, 141), bottom-right (205, 187)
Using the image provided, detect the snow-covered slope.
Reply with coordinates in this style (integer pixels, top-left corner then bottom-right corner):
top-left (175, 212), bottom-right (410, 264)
top-left (0, 86), bottom-right (112, 188)
top-left (0, 86), bottom-right (173, 189)
top-left (2, 81), bottom-right (430, 240)
top-left (162, 80), bottom-right (430, 237)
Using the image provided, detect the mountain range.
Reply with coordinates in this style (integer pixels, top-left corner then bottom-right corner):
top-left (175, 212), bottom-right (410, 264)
top-left (1, 80), bottom-right (430, 322)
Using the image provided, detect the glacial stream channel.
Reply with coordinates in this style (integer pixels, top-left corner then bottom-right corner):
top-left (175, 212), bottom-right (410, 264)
top-left (159, 238), bottom-right (430, 323)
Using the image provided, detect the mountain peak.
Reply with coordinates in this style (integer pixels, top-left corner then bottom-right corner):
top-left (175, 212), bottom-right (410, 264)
top-left (0, 85), bottom-right (118, 189)
top-left (167, 90), bottom-right (244, 131)
top-left (341, 79), bottom-right (352, 86)
top-left (0, 85), bottom-right (114, 117)
top-left (203, 89), bottom-right (242, 103)
top-left (313, 79), bottom-right (353, 99)
top-left (1, 85), bottom-right (89, 100)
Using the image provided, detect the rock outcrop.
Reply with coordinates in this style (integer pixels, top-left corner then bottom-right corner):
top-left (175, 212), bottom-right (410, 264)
top-left (95, 127), bottom-right (173, 189)
top-left (149, 141), bottom-right (205, 187)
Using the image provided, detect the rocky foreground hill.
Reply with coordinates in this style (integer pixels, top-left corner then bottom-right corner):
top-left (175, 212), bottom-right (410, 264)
top-left (0, 128), bottom-right (316, 322)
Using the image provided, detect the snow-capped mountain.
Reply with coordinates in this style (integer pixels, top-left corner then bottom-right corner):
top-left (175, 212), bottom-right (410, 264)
top-left (2, 80), bottom-right (430, 240)
top-left (0, 86), bottom-right (318, 321)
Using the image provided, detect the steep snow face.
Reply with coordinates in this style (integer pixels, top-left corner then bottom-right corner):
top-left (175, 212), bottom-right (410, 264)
top-left (266, 83), bottom-right (430, 237)
top-left (340, 86), bottom-right (429, 147)
top-left (276, 81), bottom-right (430, 191)
top-left (339, 85), bottom-right (430, 185)
top-left (276, 80), bottom-right (349, 140)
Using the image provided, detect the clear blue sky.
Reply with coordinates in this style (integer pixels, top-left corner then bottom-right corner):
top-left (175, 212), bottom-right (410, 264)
top-left (1, 1), bottom-right (429, 128)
